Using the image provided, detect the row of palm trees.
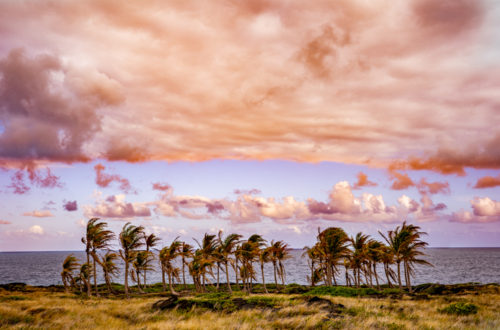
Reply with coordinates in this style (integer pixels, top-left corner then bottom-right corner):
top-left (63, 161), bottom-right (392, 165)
top-left (303, 222), bottom-right (431, 292)
top-left (61, 218), bottom-right (291, 297)
top-left (62, 219), bottom-right (430, 297)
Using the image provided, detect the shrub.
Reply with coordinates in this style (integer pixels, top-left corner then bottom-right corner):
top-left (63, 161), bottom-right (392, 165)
top-left (439, 302), bottom-right (478, 316)
top-left (305, 286), bottom-right (381, 297)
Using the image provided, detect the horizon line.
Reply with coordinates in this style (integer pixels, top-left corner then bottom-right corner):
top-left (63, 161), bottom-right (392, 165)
top-left (1, 246), bottom-right (500, 253)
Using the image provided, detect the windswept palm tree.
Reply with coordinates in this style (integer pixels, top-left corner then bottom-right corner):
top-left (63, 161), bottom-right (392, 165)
top-left (61, 254), bottom-right (79, 293)
top-left (119, 222), bottom-right (145, 297)
top-left (302, 245), bottom-right (321, 287)
top-left (217, 231), bottom-right (242, 293)
top-left (90, 221), bottom-right (115, 296)
top-left (179, 242), bottom-right (193, 290)
top-left (269, 240), bottom-right (290, 291)
top-left (143, 233), bottom-right (161, 288)
top-left (366, 240), bottom-right (383, 289)
top-left (317, 227), bottom-right (350, 286)
top-left (380, 221), bottom-right (432, 291)
top-left (132, 250), bottom-right (154, 293)
top-left (349, 232), bottom-right (370, 288)
top-left (379, 244), bottom-right (396, 288)
top-left (399, 223), bottom-right (432, 292)
top-left (79, 262), bottom-right (92, 297)
top-left (194, 233), bottom-right (217, 290)
top-left (96, 251), bottom-right (120, 294)
top-left (159, 239), bottom-right (182, 295)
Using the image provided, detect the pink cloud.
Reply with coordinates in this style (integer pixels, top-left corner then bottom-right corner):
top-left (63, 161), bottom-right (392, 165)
top-left (152, 182), bottom-right (172, 192)
top-left (22, 210), bottom-right (54, 218)
top-left (417, 178), bottom-right (450, 195)
top-left (6, 162), bottom-right (63, 194)
top-left (0, 220), bottom-right (11, 225)
top-left (63, 200), bottom-right (78, 212)
top-left (390, 171), bottom-right (415, 190)
top-left (474, 174), bottom-right (500, 189)
top-left (451, 197), bottom-right (500, 223)
top-left (84, 194), bottom-right (151, 219)
top-left (234, 188), bottom-right (261, 195)
top-left (352, 172), bottom-right (377, 189)
top-left (94, 163), bottom-right (134, 193)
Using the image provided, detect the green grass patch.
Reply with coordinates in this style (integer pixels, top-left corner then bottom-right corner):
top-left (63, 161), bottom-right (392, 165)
top-left (439, 302), bottom-right (478, 316)
top-left (0, 295), bottom-right (30, 301)
top-left (305, 286), bottom-right (383, 297)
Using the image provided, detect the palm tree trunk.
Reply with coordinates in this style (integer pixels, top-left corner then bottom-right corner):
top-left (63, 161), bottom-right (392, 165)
top-left (260, 260), bottom-right (268, 294)
top-left (373, 264), bottom-right (380, 290)
top-left (332, 265), bottom-right (337, 286)
top-left (225, 261), bottom-right (232, 294)
top-left (397, 261), bottom-right (402, 290)
top-left (93, 256), bottom-right (98, 296)
top-left (137, 270), bottom-right (144, 293)
top-left (216, 262), bottom-right (220, 291)
top-left (62, 276), bottom-right (68, 293)
top-left (404, 261), bottom-right (412, 293)
top-left (182, 257), bottom-right (186, 290)
top-left (273, 262), bottom-right (278, 292)
top-left (384, 263), bottom-right (393, 287)
top-left (124, 260), bottom-right (129, 297)
top-left (168, 271), bottom-right (177, 295)
top-left (161, 266), bottom-right (166, 292)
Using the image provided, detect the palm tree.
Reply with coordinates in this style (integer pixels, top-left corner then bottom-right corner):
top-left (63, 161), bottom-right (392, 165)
top-left (260, 246), bottom-right (271, 293)
top-left (399, 223), bottom-right (432, 292)
top-left (217, 231), bottom-right (242, 293)
top-left (349, 232), bottom-right (370, 288)
top-left (380, 225), bottom-right (405, 290)
top-left (275, 241), bottom-right (290, 287)
top-left (302, 245), bottom-right (320, 287)
top-left (61, 254), bottom-right (79, 293)
top-left (317, 227), bottom-right (350, 286)
top-left (379, 244), bottom-right (396, 287)
top-left (118, 222), bottom-right (145, 297)
top-left (81, 218), bottom-right (98, 296)
top-left (143, 233), bottom-right (161, 288)
top-left (269, 240), bottom-right (290, 291)
top-left (79, 262), bottom-right (92, 297)
top-left (179, 242), bottom-right (193, 290)
top-left (96, 251), bottom-right (120, 294)
top-left (366, 240), bottom-right (383, 289)
top-left (194, 233), bottom-right (217, 290)
top-left (132, 250), bottom-right (154, 293)
top-left (159, 239), bottom-right (182, 295)
top-left (90, 221), bottom-right (115, 296)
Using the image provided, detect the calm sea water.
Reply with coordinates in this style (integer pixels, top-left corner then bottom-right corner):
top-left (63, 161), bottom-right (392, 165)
top-left (0, 248), bottom-right (499, 287)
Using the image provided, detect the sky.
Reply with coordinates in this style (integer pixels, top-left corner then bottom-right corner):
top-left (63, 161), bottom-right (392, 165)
top-left (0, 0), bottom-right (499, 251)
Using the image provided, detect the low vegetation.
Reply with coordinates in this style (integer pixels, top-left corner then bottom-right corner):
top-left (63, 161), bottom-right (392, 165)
top-left (0, 283), bottom-right (498, 329)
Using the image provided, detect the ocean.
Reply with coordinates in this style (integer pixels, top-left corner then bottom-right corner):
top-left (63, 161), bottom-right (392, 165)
top-left (1, 248), bottom-right (499, 287)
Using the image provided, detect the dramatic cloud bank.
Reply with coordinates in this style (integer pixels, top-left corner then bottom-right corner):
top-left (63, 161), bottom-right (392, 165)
top-left (0, 0), bottom-right (498, 174)
top-left (84, 181), bottom-right (449, 224)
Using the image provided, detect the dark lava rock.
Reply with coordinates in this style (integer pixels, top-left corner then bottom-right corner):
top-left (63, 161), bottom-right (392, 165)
top-left (305, 296), bottom-right (345, 316)
top-left (152, 295), bottom-right (179, 310)
top-left (232, 297), bottom-right (258, 310)
top-left (0, 283), bottom-right (28, 291)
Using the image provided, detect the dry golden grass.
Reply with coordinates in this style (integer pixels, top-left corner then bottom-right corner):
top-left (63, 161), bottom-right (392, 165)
top-left (0, 286), bottom-right (499, 329)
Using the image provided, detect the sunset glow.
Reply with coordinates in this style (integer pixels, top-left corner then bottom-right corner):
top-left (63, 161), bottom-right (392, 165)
top-left (1, 0), bottom-right (499, 250)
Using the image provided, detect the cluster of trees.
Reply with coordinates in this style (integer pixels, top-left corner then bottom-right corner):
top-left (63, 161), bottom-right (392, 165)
top-left (303, 222), bottom-right (431, 292)
top-left (61, 218), bottom-right (290, 297)
top-left (62, 219), bottom-right (430, 297)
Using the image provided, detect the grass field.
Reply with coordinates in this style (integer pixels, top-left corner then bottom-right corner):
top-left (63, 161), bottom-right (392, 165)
top-left (0, 283), bottom-right (499, 329)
